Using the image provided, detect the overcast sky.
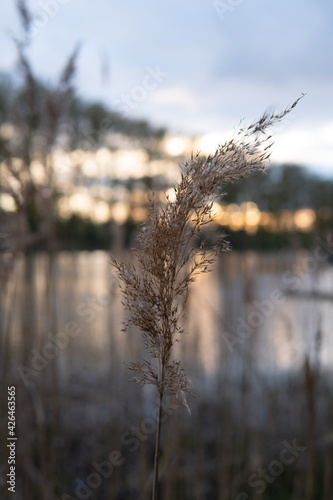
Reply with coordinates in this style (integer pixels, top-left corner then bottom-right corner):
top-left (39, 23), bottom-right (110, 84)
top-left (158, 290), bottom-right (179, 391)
top-left (0, 0), bottom-right (332, 176)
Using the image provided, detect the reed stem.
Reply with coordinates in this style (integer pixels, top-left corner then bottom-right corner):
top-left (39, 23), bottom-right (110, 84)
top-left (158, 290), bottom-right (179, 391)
top-left (152, 391), bottom-right (163, 500)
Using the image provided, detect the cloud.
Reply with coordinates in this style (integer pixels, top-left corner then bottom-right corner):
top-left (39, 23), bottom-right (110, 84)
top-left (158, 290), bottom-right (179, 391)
top-left (150, 85), bottom-right (198, 108)
top-left (0, 0), bottom-right (332, 174)
top-left (272, 124), bottom-right (333, 172)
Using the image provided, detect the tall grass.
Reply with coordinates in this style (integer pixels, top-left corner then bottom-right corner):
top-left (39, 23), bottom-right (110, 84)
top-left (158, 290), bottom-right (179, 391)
top-left (0, 2), bottom-right (78, 497)
top-left (112, 96), bottom-right (304, 499)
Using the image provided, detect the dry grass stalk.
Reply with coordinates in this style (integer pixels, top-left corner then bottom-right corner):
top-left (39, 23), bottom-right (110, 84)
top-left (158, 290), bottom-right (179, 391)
top-left (0, 4), bottom-right (79, 497)
top-left (0, 0), bottom-right (79, 256)
top-left (112, 96), bottom-right (303, 499)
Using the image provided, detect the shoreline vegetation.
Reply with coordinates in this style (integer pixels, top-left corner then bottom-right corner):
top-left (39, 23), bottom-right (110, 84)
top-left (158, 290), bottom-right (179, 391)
top-left (112, 98), bottom-right (305, 498)
top-left (1, 3), bottom-right (332, 499)
top-left (1, 249), bottom-right (333, 499)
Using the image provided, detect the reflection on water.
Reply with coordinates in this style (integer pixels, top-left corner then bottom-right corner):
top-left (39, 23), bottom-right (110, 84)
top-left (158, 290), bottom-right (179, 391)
top-left (5, 250), bottom-right (333, 381)
top-left (1, 250), bottom-right (333, 500)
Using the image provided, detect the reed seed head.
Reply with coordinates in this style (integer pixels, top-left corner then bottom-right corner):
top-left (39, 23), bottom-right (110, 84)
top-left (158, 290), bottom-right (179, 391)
top-left (112, 96), bottom-right (304, 410)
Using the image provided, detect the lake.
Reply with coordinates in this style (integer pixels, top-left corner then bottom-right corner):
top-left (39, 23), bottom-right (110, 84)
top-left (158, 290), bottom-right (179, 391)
top-left (1, 250), bottom-right (332, 500)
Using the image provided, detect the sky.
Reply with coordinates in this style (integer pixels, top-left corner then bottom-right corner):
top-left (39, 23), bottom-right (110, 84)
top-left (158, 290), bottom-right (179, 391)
top-left (0, 0), bottom-right (332, 176)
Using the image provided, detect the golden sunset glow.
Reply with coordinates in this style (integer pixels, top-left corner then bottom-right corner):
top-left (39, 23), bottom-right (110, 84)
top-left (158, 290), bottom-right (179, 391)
top-left (0, 193), bottom-right (16, 212)
top-left (294, 209), bottom-right (316, 231)
top-left (111, 202), bottom-right (129, 224)
top-left (163, 136), bottom-right (190, 156)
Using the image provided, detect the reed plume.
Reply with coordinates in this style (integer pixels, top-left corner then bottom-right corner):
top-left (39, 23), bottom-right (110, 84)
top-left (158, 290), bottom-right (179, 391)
top-left (0, 0), bottom-right (79, 256)
top-left (112, 96), bottom-right (303, 499)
